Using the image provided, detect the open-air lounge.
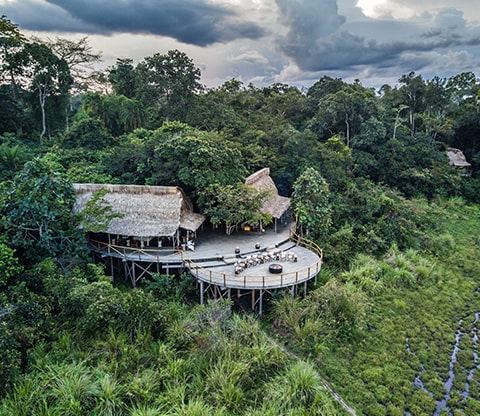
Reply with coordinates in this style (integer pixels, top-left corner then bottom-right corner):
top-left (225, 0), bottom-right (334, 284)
top-left (73, 169), bottom-right (322, 314)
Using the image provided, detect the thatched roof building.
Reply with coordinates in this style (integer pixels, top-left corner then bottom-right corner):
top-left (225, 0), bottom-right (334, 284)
top-left (446, 148), bottom-right (471, 167)
top-left (245, 168), bottom-right (290, 219)
top-left (73, 184), bottom-right (205, 237)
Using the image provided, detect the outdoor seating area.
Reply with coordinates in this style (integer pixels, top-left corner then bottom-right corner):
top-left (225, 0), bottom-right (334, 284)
top-left (234, 250), bottom-right (298, 274)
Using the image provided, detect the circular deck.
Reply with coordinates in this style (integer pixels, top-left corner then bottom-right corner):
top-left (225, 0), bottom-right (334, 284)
top-left (87, 220), bottom-right (322, 291)
top-left (184, 244), bottom-right (321, 290)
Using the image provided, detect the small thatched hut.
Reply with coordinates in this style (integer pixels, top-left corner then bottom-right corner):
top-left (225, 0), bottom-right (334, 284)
top-left (73, 183), bottom-right (205, 247)
top-left (245, 168), bottom-right (290, 232)
top-left (446, 148), bottom-right (472, 176)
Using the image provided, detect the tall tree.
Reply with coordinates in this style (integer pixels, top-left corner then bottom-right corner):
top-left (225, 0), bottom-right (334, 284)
top-left (150, 124), bottom-right (247, 202)
top-left (290, 168), bottom-right (332, 241)
top-left (397, 72), bottom-right (427, 137)
top-left (108, 58), bottom-right (137, 98)
top-left (39, 36), bottom-right (102, 92)
top-left (135, 50), bottom-right (202, 122)
top-left (15, 42), bottom-right (73, 142)
top-left (0, 15), bottom-right (25, 98)
top-left (311, 82), bottom-right (379, 147)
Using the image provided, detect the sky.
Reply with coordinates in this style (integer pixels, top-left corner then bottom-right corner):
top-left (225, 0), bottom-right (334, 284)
top-left (2, 0), bottom-right (480, 90)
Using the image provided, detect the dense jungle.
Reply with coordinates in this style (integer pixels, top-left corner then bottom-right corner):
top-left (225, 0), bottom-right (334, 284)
top-left (1, 16), bottom-right (480, 415)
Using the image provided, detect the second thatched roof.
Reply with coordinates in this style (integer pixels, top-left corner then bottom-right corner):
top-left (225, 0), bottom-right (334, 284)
top-left (244, 168), bottom-right (290, 219)
top-left (73, 183), bottom-right (205, 237)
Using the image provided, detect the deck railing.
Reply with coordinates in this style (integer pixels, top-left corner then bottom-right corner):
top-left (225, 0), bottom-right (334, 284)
top-left (88, 233), bottom-right (323, 290)
top-left (183, 233), bottom-right (323, 290)
top-left (88, 239), bottom-right (182, 261)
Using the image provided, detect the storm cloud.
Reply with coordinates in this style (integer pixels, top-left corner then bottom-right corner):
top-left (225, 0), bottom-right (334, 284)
top-left (274, 0), bottom-right (480, 74)
top-left (2, 0), bottom-right (265, 46)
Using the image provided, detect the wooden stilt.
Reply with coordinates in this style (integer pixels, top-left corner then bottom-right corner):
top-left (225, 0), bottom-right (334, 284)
top-left (110, 256), bottom-right (114, 282)
top-left (259, 290), bottom-right (263, 316)
top-left (200, 281), bottom-right (204, 304)
top-left (251, 289), bottom-right (255, 311)
top-left (132, 262), bottom-right (136, 287)
top-left (123, 260), bottom-right (128, 282)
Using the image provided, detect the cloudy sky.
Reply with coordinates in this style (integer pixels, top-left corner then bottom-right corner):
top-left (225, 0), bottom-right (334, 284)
top-left (2, 0), bottom-right (480, 89)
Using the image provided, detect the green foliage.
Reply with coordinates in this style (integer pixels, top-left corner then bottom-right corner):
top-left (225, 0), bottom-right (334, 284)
top-left (81, 92), bottom-right (145, 136)
top-left (135, 49), bottom-right (202, 123)
top-left (2, 156), bottom-right (82, 262)
top-left (0, 318), bottom-right (21, 394)
top-left (13, 41), bottom-right (73, 141)
top-left (77, 188), bottom-right (123, 233)
top-left (200, 182), bottom-right (272, 234)
top-left (143, 272), bottom-right (196, 302)
top-left (150, 126), bottom-right (247, 199)
top-left (0, 142), bottom-right (31, 181)
top-left (0, 241), bottom-right (22, 287)
top-left (291, 167), bottom-right (332, 241)
top-left (273, 278), bottom-right (369, 345)
top-left (62, 113), bottom-right (113, 149)
top-left (264, 361), bottom-right (338, 414)
top-left (340, 247), bottom-right (436, 295)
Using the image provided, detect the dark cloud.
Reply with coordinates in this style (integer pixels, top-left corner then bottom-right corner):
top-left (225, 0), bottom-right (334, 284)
top-left (274, 1), bottom-right (480, 73)
top-left (275, 0), bottom-right (346, 38)
top-left (4, 0), bottom-right (265, 46)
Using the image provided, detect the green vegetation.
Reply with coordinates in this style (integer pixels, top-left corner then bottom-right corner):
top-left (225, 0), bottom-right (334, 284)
top-left (1, 16), bottom-right (480, 415)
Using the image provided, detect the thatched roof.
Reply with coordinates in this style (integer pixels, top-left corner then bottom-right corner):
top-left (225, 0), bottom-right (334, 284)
top-left (244, 168), bottom-right (290, 219)
top-left (446, 148), bottom-right (471, 167)
top-left (73, 184), bottom-right (205, 237)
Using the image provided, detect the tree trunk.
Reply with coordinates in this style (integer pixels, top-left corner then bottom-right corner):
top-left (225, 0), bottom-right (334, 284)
top-left (38, 85), bottom-right (47, 143)
top-left (345, 112), bottom-right (350, 148)
top-left (409, 109), bottom-right (415, 137)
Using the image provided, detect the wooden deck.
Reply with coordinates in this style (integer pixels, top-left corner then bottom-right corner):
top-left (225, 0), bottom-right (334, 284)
top-left (88, 223), bottom-right (322, 291)
top-left (184, 244), bottom-right (321, 290)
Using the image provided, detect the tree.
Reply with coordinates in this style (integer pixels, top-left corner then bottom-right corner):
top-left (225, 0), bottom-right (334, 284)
top-left (290, 167), bottom-right (332, 241)
top-left (0, 240), bottom-right (22, 288)
top-left (316, 135), bottom-right (353, 192)
top-left (307, 76), bottom-right (345, 107)
top-left (2, 156), bottom-right (82, 263)
top-left (41, 36), bottom-right (102, 92)
top-left (200, 183), bottom-right (272, 235)
top-left (261, 83), bottom-right (310, 129)
top-left (446, 71), bottom-right (479, 106)
top-left (108, 58), bottom-right (137, 98)
top-left (80, 92), bottom-right (144, 136)
top-left (397, 72), bottom-right (427, 137)
top-left (0, 141), bottom-right (30, 180)
top-left (135, 50), bottom-right (202, 122)
top-left (62, 113), bottom-right (113, 150)
top-left (0, 15), bottom-right (25, 96)
top-left (310, 82), bottom-right (379, 147)
top-left (14, 42), bottom-right (73, 142)
top-left (150, 125), bottom-right (247, 201)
